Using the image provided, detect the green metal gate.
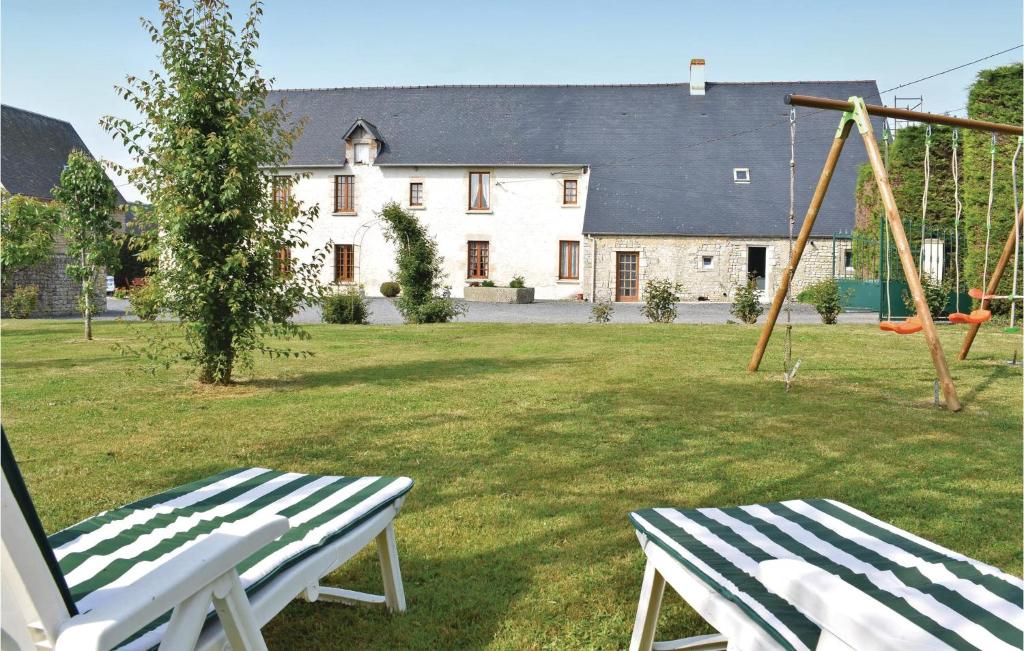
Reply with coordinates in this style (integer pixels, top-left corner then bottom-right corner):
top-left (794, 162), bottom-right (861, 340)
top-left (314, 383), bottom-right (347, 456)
top-left (832, 221), bottom-right (971, 319)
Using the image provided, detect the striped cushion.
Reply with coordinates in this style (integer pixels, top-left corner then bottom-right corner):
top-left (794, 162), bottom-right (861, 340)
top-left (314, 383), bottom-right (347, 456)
top-left (630, 499), bottom-right (1024, 651)
top-left (49, 467), bottom-right (414, 650)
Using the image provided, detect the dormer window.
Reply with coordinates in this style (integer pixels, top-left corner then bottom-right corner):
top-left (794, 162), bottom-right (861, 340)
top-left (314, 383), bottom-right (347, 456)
top-left (353, 143), bottom-right (370, 165)
top-left (342, 118), bottom-right (383, 166)
top-left (733, 168), bottom-right (750, 184)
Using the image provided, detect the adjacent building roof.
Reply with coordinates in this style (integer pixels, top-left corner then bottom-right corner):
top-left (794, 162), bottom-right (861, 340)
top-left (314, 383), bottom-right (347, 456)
top-left (1, 105), bottom-right (125, 203)
top-left (268, 80), bottom-right (881, 237)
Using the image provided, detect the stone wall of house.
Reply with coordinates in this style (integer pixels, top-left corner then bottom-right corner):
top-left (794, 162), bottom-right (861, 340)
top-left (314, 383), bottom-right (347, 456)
top-left (2, 254), bottom-right (106, 317)
top-left (582, 235), bottom-right (839, 302)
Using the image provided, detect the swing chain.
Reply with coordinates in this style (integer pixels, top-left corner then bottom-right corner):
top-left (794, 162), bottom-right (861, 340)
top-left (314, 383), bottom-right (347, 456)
top-left (952, 129), bottom-right (962, 313)
top-left (919, 125), bottom-right (932, 280)
top-left (784, 107), bottom-right (797, 391)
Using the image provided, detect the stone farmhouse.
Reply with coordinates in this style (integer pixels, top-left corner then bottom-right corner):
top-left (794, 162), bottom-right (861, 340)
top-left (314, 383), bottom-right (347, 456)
top-left (1, 105), bottom-right (125, 315)
top-left (270, 61), bottom-right (878, 302)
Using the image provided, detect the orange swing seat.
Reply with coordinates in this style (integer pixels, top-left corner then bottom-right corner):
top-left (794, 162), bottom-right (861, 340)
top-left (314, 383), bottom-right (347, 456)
top-left (879, 316), bottom-right (923, 335)
top-left (967, 288), bottom-right (996, 300)
top-left (948, 309), bottom-right (992, 325)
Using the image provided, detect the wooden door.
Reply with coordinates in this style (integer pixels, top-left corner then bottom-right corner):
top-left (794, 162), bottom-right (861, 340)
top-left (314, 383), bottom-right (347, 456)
top-left (616, 252), bottom-right (639, 301)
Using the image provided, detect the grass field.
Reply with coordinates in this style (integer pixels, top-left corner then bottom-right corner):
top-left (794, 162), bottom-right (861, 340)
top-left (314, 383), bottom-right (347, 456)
top-left (2, 319), bottom-right (1021, 649)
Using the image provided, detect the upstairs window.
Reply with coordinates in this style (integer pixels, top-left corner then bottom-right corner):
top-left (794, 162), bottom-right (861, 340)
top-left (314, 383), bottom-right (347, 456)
top-left (353, 143), bottom-right (370, 164)
top-left (334, 244), bottom-right (354, 282)
top-left (469, 172), bottom-right (490, 210)
top-left (272, 176), bottom-right (291, 207)
top-left (334, 175), bottom-right (354, 212)
top-left (563, 179), bottom-right (578, 205)
top-left (702, 255), bottom-right (714, 270)
top-left (467, 241), bottom-right (489, 278)
top-left (409, 182), bottom-right (424, 206)
top-left (733, 168), bottom-right (750, 183)
top-left (559, 241), bottom-right (579, 279)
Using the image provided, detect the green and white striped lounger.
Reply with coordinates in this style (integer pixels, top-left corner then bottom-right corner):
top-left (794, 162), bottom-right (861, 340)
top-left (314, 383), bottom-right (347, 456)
top-left (627, 499), bottom-right (1023, 651)
top-left (2, 441), bottom-right (414, 651)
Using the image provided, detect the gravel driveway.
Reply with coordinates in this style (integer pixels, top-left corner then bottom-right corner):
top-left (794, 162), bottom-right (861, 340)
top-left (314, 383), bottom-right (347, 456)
top-left (99, 298), bottom-right (879, 325)
top-left (101, 296), bottom-right (872, 323)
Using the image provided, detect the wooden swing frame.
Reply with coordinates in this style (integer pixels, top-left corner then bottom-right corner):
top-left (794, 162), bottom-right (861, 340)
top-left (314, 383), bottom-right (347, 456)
top-left (748, 95), bottom-right (1024, 413)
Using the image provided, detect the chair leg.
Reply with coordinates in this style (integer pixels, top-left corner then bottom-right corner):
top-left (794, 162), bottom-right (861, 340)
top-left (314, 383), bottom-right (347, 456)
top-left (376, 523), bottom-right (406, 613)
top-left (629, 559), bottom-right (667, 651)
top-left (211, 571), bottom-right (269, 651)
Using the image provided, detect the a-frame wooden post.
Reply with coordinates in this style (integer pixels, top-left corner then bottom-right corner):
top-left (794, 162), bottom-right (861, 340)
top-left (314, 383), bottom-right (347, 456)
top-left (958, 206), bottom-right (1024, 360)
top-left (853, 97), bottom-right (961, 411)
top-left (748, 118), bottom-right (854, 372)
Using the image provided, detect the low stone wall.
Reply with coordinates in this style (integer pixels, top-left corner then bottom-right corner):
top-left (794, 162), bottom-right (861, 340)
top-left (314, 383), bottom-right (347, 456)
top-left (2, 254), bottom-right (106, 317)
top-left (464, 286), bottom-right (535, 304)
top-left (583, 235), bottom-right (838, 302)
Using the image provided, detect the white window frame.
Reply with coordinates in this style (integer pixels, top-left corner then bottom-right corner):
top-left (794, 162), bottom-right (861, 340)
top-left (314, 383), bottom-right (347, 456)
top-left (733, 168), bottom-right (750, 184)
top-left (353, 143), bottom-right (371, 165)
top-left (701, 255), bottom-right (714, 270)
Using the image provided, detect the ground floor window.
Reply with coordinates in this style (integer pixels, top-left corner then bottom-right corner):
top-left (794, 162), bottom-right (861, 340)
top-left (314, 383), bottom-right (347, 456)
top-left (468, 241), bottom-right (489, 278)
top-left (559, 240), bottom-right (579, 279)
top-left (334, 244), bottom-right (354, 282)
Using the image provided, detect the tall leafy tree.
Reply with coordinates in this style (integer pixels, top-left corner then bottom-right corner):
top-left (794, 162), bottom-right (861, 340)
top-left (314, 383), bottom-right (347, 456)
top-left (0, 190), bottom-right (58, 285)
top-left (51, 150), bottom-right (120, 340)
top-left (104, 0), bottom-right (325, 384)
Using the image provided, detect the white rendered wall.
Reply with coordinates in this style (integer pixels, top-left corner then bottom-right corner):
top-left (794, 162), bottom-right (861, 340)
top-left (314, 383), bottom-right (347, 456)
top-left (285, 164), bottom-right (589, 299)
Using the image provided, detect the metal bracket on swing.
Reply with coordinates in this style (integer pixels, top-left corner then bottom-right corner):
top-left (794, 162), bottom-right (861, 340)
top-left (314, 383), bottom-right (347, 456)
top-left (834, 96), bottom-right (872, 139)
top-left (784, 358), bottom-right (802, 391)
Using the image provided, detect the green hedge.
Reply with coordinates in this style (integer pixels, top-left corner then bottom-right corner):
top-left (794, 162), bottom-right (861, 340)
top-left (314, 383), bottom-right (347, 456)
top-left (962, 63), bottom-right (1022, 313)
top-left (854, 63), bottom-right (1022, 311)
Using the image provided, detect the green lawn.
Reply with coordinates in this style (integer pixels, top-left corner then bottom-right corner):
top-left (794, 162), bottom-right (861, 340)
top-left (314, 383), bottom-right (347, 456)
top-left (2, 319), bottom-right (1021, 649)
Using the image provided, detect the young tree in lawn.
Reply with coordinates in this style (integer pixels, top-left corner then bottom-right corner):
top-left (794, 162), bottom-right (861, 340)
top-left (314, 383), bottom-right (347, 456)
top-left (0, 190), bottom-right (58, 285)
top-left (51, 150), bottom-right (120, 340)
top-left (104, 0), bottom-right (325, 384)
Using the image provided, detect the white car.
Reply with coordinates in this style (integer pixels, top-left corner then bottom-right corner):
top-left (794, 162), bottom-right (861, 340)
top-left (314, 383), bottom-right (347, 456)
top-left (106, 276), bottom-right (115, 295)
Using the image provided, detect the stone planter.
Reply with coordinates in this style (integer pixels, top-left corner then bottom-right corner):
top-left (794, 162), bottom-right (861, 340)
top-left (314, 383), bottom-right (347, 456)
top-left (464, 286), bottom-right (535, 304)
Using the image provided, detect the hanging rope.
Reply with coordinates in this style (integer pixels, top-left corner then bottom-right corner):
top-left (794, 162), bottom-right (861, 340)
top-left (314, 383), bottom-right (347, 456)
top-left (981, 133), bottom-right (997, 296)
top-left (918, 125), bottom-right (932, 279)
top-left (952, 129), bottom-right (962, 313)
top-left (883, 122), bottom-right (893, 321)
top-left (784, 107), bottom-right (800, 390)
top-left (1010, 136), bottom-right (1022, 327)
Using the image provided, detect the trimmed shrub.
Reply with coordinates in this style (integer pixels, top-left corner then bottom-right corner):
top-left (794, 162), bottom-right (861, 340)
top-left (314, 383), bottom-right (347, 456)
top-left (127, 278), bottom-right (164, 321)
top-left (7, 285), bottom-right (39, 318)
top-left (731, 275), bottom-right (764, 324)
top-left (798, 278), bottom-right (844, 324)
top-left (641, 278), bottom-right (682, 323)
top-left (322, 288), bottom-right (370, 324)
top-left (379, 281), bottom-right (400, 298)
top-left (509, 275), bottom-right (526, 289)
top-left (902, 273), bottom-right (952, 318)
top-left (481, 280), bottom-right (496, 288)
top-left (415, 288), bottom-right (463, 324)
top-left (590, 299), bottom-right (614, 323)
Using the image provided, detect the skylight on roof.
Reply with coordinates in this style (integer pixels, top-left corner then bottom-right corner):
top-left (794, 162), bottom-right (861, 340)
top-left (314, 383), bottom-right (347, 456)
top-left (733, 168), bottom-right (750, 184)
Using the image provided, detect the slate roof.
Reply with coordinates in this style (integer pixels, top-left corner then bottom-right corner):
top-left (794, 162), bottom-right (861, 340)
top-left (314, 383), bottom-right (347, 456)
top-left (1, 105), bottom-right (126, 202)
top-left (267, 81), bottom-right (881, 237)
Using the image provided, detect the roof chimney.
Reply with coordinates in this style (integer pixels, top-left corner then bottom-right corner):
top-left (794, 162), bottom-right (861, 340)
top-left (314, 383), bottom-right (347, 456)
top-left (689, 58), bottom-right (706, 96)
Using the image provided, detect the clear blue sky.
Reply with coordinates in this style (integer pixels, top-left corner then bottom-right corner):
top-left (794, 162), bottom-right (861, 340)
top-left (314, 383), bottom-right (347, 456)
top-left (3, 0), bottom-right (1022, 201)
